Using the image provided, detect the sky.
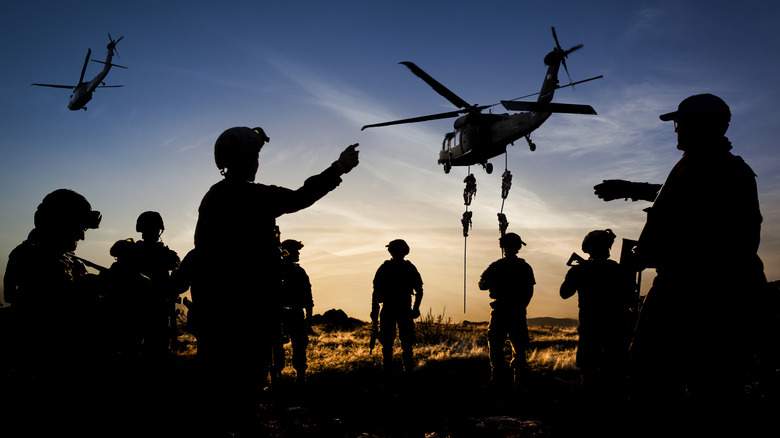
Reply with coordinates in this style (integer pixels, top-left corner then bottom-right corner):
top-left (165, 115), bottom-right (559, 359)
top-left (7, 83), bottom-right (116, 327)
top-left (1, 1), bottom-right (779, 322)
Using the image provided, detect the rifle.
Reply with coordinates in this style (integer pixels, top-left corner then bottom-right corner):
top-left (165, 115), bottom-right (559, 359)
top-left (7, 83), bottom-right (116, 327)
top-left (566, 252), bottom-right (586, 266)
top-left (73, 255), bottom-right (109, 273)
top-left (369, 318), bottom-right (379, 353)
top-left (619, 238), bottom-right (645, 315)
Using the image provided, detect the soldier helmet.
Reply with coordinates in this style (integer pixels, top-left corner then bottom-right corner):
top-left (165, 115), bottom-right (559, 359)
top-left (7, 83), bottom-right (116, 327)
top-left (110, 238), bottom-right (136, 258)
top-left (386, 239), bottom-right (410, 256)
top-left (500, 232), bottom-right (526, 249)
top-left (214, 126), bottom-right (270, 171)
top-left (582, 229), bottom-right (616, 255)
top-left (34, 189), bottom-right (101, 232)
top-left (136, 211), bottom-right (164, 233)
top-left (281, 239), bottom-right (304, 252)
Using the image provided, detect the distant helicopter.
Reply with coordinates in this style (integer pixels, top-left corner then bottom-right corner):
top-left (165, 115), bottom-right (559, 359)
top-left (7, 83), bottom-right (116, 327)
top-left (361, 27), bottom-right (602, 174)
top-left (32, 34), bottom-right (126, 111)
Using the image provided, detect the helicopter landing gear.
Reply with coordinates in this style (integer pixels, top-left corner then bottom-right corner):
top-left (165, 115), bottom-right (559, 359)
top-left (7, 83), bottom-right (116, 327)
top-left (525, 135), bottom-right (536, 151)
top-left (443, 161), bottom-right (452, 174)
top-left (481, 162), bottom-right (493, 174)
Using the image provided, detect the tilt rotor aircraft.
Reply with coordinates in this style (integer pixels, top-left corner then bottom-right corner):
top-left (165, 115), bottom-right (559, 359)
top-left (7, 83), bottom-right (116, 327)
top-left (361, 27), bottom-right (602, 174)
top-left (32, 34), bottom-right (126, 111)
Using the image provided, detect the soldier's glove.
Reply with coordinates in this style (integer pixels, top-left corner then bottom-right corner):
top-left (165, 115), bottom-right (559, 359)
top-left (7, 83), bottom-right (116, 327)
top-left (335, 143), bottom-right (360, 174)
top-left (411, 308), bottom-right (421, 319)
top-left (594, 180), bottom-right (661, 202)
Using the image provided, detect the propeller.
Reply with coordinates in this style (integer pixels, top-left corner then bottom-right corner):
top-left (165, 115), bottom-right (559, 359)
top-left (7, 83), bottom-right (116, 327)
top-left (107, 33), bottom-right (124, 58)
top-left (508, 74), bottom-right (604, 101)
top-left (362, 62), bottom-right (496, 130)
top-left (78, 48), bottom-right (91, 85)
top-left (551, 26), bottom-right (582, 85)
top-left (400, 61), bottom-right (471, 109)
top-left (361, 104), bottom-right (495, 130)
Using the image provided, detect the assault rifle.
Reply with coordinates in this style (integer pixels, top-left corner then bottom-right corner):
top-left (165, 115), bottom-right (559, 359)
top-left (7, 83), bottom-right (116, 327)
top-left (369, 318), bottom-right (379, 353)
top-left (619, 238), bottom-right (644, 315)
top-left (73, 255), bottom-right (109, 273)
top-left (566, 252), bottom-right (586, 266)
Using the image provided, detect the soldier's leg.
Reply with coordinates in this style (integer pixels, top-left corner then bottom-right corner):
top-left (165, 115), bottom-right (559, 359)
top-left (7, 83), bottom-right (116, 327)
top-left (379, 311), bottom-right (397, 373)
top-left (288, 314), bottom-right (310, 383)
top-left (507, 316), bottom-right (530, 386)
top-left (487, 310), bottom-right (511, 384)
top-left (398, 315), bottom-right (417, 373)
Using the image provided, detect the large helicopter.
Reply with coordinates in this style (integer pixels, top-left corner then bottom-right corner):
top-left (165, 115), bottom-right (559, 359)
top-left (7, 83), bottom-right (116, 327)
top-left (32, 34), bottom-right (126, 111)
top-left (361, 27), bottom-right (602, 174)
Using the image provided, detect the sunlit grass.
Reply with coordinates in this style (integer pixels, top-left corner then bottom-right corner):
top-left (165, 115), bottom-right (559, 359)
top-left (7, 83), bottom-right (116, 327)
top-left (175, 310), bottom-right (580, 377)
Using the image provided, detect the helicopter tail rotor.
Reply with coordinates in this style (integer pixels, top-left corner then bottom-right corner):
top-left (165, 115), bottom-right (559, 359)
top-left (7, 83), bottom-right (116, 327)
top-left (107, 33), bottom-right (124, 58)
top-left (549, 26), bottom-right (582, 84)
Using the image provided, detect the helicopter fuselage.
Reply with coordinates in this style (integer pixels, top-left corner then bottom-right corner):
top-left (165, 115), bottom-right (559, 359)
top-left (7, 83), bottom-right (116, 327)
top-left (68, 83), bottom-right (94, 110)
top-left (439, 110), bottom-right (552, 171)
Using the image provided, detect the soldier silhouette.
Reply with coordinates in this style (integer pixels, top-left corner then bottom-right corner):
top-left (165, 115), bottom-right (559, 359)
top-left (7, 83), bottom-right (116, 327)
top-left (271, 239), bottom-right (314, 384)
top-left (595, 94), bottom-right (769, 433)
top-left (371, 239), bottom-right (423, 377)
top-left (560, 229), bottom-right (635, 402)
top-left (3, 189), bottom-right (106, 434)
top-left (479, 232), bottom-right (535, 389)
top-left (191, 126), bottom-right (358, 434)
top-left (106, 238), bottom-right (151, 357)
top-left (133, 211), bottom-right (180, 358)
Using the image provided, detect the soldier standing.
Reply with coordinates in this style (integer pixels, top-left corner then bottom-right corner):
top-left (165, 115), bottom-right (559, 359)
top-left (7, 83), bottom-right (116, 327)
top-left (192, 126), bottom-right (358, 434)
top-left (560, 229), bottom-right (635, 400)
top-left (479, 232), bottom-right (535, 388)
top-left (371, 239), bottom-right (423, 376)
top-left (594, 94), bottom-right (769, 433)
top-left (3, 189), bottom-right (105, 433)
top-left (275, 239), bottom-right (314, 384)
top-left (134, 211), bottom-right (180, 358)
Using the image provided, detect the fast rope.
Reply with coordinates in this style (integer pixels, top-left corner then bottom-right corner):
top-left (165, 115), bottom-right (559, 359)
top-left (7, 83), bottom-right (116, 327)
top-left (461, 167), bottom-right (476, 313)
top-left (498, 152), bottom-right (512, 257)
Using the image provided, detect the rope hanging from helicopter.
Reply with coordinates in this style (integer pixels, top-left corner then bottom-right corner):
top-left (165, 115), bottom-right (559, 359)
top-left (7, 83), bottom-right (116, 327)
top-left (498, 152), bottom-right (512, 257)
top-left (461, 167), bottom-right (476, 313)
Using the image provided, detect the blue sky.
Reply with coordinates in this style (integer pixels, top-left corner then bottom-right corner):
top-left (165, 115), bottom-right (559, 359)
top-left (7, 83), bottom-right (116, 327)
top-left (2, 1), bottom-right (779, 321)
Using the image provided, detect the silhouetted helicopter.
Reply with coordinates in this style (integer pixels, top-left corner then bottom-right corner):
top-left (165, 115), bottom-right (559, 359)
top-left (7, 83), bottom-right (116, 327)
top-left (362, 27), bottom-right (602, 174)
top-left (32, 34), bottom-right (126, 111)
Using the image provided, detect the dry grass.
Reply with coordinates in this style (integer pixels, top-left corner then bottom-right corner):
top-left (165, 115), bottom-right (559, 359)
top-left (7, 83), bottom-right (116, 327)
top-left (233, 310), bottom-right (581, 378)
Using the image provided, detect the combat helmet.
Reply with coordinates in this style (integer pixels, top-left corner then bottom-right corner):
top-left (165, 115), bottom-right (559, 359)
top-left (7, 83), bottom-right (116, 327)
top-left (34, 189), bottom-right (101, 232)
top-left (581, 229), bottom-right (616, 255)
top-left (136, 211), bottom-right (165, 233)
top-left (499, 232), bottom-right (526, 249)
top-left (214, 126), bottom-right (270, 172)
top-left (281, 239), bottom-right (304, 253)
top-left (386, 239), bottom-right (410, 256)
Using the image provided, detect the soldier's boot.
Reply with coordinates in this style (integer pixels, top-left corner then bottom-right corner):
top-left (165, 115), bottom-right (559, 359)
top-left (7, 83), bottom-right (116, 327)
top-left (513, 364), bottom-right (529, 392)
top-left (489, 365), bottom-right (512, 388)
top-left (295, 367), bottom-right (306, 384)
top-left (402, 350), bottom-right (415, 375)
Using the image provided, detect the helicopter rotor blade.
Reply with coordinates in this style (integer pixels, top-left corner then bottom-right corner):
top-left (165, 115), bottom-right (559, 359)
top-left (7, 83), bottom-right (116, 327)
top-left (31, 83), bottom-right (74, 89)
top-left (78, 48), bottom-right (91, 84)
top-left (501, 100), bottom-right (597, 115)
top-left (506, 75), bottom-right (603, 102)
top-left (361, 110), bottom-right (464, 130)
top-left (400, 61), bottom-right (472, 109)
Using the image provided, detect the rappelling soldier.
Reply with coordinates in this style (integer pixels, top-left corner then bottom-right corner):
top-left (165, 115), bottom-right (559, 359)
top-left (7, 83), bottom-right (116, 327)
top-left (479, 232), bottom-right (535, 389)
top-left (371, 239), bottom-right (423, 377)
